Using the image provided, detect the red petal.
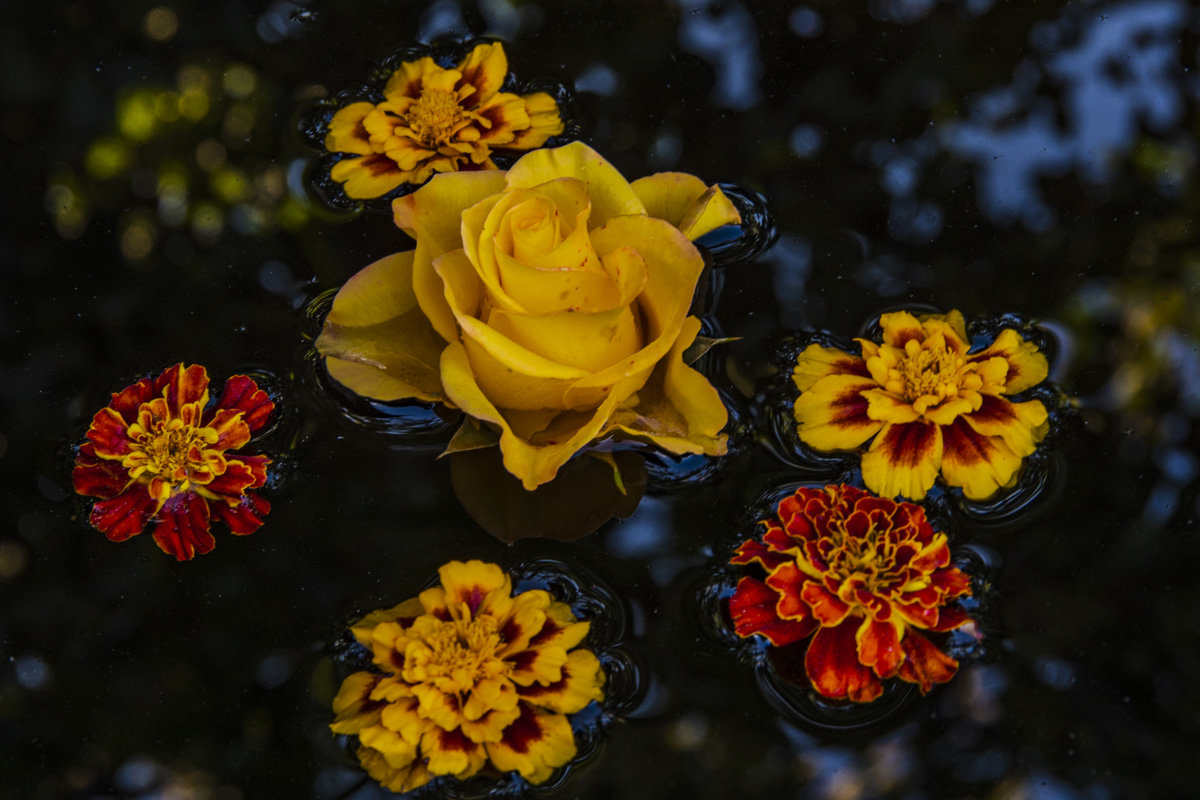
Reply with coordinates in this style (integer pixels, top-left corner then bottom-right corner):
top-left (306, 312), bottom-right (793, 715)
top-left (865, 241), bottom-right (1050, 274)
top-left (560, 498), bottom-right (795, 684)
top-left (730, 537), bottom-right (792, 572)
top-left (498, 702), bottom-right (542, 754)
top-left (86, 407), bottom-right (133, 459)
top-left (154, 363), bottom-right (210, 411)
top-left (204, 461), bottom-right (258, 500)
top-left (150, 493), bottom-right (215, 561)
top-left (72, 444), bottom-right (130, 499)
top-left (109, 377), bottom-right (157, 423)
top-left (213, 493), bottom-right (270, 536)
top-left (856, 617), bottom-right (903, 678)
top-left (89, 487), bottom-right (156, 542)
top-left (764, 562), bottom-right (809, 621)
top-left (728, 576), bottom-right (814, 646)
top-left (897, 630), bottom-right (959, 692)
top-left (805, 620), bottom-right (883, 702)
top-left (799, 581), bottom-right (852, 626)
top-left (212, 375), bottom-right (274, 433)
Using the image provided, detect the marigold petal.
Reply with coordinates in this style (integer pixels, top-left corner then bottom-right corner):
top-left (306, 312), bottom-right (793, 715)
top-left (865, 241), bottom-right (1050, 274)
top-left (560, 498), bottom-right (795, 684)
top-left (204, 408), bottom-right (252, 452)
top-left (330, 672), bottom-right (387, 734)
top-left (728, 576), bottom-right (816, 646)
top-left (325, 102), bottom-right (378, 156)
top-left (472, 91), bottom-right (531, 146)
top-left (860, 421), bottom-right (943, 500)
top-left (72, 445), bottom-right (130, 499)
top-left (212, 492), bottom-right (270, 536)
top-left (517, 648), bottom-right (605, 714)
top-left (729, 536), bottom-right (793, 572)
top-left (200, 459), bottom-right (257, 500)
top-left (860, 387), bottom-right (922, 424)
top-left (149, 492), bottom-right (214, 561)
top-left (497, 591), bottom-right (551, 655)
top-left (357, 744), bottom-right (433, 794)
top-left (805, 620), bottom-right (883, 703)
top-left (383, 55), bottom-right (443, 99)
top-left (528, 602), bottom-right (589, 650)
top-left (965, 395), bottom-right (1048, 457)
top-left (939, 417), bottom-right (1022, 500)
top-left (108, 377), bottom-right (157, 423)
top-left (792, 344), bottom-right (869, 393)
top-left (455, 42), bottom-right (508, 103)
top-left (359, 725), bottom-right (418, 770)
top-left (799, 580), bottom-right (853, 626)
top-left (506, 91), bottom-right (564, 149)
top-left (970, 327), bottom-right (1049, 394)
top-left (155, 363), bottom-right (210, 410)
top-left (213, 375), bottom-right (274, 433)
top-left (877, 311), bottom-right (926, 348)
top-left (897, 630), bottom-right (959, 692)
top-left (86, 407), bottom-right (133, 460)
top-left (856, 617), bottom-right (904, 678)
top-left (420, 726), bottom-right (488, 779)
top-left (793, 374), bottom-right (884, 451)
top-left (89, 486), bottom-right (156, 541)
top-left (485, 703), bottom-right (577, 785)
top-left (331, 154), bottom-right (409, 199)
top-left (438, 559), bottom-right (510, 616)
top-left (763, 562), bottom-right (814, 622)
top-left (504, 141), bottom-right (646, 226)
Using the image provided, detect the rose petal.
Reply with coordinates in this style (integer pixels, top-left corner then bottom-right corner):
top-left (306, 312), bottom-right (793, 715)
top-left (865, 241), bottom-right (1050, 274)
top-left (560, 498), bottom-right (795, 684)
top-left (504, 141), bottom-right (646, 226)
top-left (316, 251), bottom-right (448, 402)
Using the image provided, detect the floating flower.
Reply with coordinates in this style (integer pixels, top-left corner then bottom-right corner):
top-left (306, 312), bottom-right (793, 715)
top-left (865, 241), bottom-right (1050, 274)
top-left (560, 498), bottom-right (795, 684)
top-left (331, 560), bottom-right (605, 792)
top-left (72, 363), bottom-right (274, 560)
top-left (729, 484), bottom-right (972, 703)
top-left (792, 310), bottom-right (1049, 500)
top-left (316, 141), bottom-right (741, 489)
top-left (325, 42), bottom-right (564, 199)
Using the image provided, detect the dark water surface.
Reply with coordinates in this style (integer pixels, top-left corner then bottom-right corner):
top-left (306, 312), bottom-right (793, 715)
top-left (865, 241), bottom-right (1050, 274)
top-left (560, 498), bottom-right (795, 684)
top-left (4, 1), bottom-right (1200, 798)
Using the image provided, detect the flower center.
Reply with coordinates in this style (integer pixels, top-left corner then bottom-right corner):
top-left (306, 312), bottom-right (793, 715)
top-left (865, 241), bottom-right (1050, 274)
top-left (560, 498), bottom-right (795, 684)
top-left (128, 417), bottom-right (217, 483)
top-left (408, 88), bottom-right (467, 147)
top-left (413, 615), bottom-right (508, 690)
top-left (896, 345), bottom-right (965, 402)
top-left (822, 523), bottom-right (903, 599)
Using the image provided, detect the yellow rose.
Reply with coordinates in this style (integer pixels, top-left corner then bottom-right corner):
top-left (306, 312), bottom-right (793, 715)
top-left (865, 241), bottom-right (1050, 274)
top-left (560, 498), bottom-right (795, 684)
top-left (316, 142), bottom-right (741, 489)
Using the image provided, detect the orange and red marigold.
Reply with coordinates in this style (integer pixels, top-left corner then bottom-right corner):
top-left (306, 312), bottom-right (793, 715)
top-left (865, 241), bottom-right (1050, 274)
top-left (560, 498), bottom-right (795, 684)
top-left (729, 484), bottom-right (972, 703)
top-left (330, 560), bottom-right (606, 793)
top-left (72, 363), bottom-right (274, 561)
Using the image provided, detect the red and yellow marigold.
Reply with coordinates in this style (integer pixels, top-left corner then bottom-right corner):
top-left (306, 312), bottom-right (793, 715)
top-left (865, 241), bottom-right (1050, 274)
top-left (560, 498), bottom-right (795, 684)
top-left (729, 484), bottom-right (972, 703)
top-left (331, 560), bottom-right (606, 792)
top-left (72, 363), bottom-right (273, 560)
top-left (792, 310), bottom-right (1049, 501)
top-left (325, 42), bottom-right (563, 199)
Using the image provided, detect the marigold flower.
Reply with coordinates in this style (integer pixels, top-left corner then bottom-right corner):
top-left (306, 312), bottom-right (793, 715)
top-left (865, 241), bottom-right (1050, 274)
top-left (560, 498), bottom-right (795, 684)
top-left (331, 560), bottom-right (605, 791)
top-left (325, 42), bottom-right (564, 199)
top-left (729, 485), bottom-right (972, 703)
top-left (792, 310), bottom-right (1050, 501)
top-left (71, 363), bottom-right (274, 560)
top-left (315, 141), bottom-right (741, 490)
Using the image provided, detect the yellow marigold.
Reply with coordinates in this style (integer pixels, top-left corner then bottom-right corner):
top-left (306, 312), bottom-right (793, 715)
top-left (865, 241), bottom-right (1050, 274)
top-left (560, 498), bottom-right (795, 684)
top-left (330, 560), bottom-right (606, 792)
top-left (792, 310), bottom-right (1050, 501)
top-left (325, 42), bottom-right (564, 198)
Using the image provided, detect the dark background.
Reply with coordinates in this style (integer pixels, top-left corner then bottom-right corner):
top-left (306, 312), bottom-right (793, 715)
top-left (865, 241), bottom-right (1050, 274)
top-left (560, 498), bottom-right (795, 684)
top-left (3, 1), bottom-right (1200, 798)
